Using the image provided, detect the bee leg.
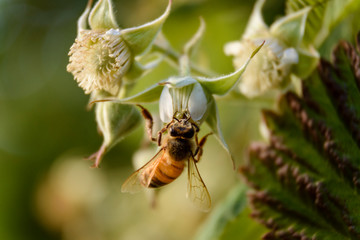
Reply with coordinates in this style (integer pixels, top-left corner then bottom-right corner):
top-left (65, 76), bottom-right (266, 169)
top-left (137, 104), bottom-right (157, 142)
top-left (157, 120), bottom-right (173, 146)
top-left (157, 129), bottom-right (165, 146)
top-left (194, 132), bottom-right (213, 163)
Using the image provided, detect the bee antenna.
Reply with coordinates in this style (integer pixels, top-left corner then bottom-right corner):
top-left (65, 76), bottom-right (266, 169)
top-left (183, 111), bottom-right (191, 122)
top-left (173, 110), bottom-right (179, 118)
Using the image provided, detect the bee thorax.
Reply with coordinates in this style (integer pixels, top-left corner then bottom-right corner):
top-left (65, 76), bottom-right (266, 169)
top-left (167, 138), bottom-right (193, 161)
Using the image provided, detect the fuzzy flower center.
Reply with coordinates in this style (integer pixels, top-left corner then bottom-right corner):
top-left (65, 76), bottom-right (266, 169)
top-left (67, 29), bottom-right (132, 95)
top-left (225, 38), bottom-right (298, 97)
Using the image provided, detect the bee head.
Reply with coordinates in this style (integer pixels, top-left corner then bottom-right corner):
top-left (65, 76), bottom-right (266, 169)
top-left (169, 119), bottom-right (195, 139)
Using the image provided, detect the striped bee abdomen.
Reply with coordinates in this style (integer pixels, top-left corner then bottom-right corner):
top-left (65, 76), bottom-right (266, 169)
top-left (148, 158), bottom-right (185, 188)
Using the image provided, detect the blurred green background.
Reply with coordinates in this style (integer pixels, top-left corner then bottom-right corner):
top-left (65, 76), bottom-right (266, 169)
top-left (0, 0), bottom-right (286, 239)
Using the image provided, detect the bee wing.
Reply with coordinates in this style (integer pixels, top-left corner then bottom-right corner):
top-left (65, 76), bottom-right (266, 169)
top-left (187, 156), bottom-right (211, 211)
top-left (121, 148), bottom-right (165, 193)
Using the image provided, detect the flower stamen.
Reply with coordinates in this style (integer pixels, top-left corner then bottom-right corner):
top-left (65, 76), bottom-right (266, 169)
top-left (67, 29), bottom-right (132, 95)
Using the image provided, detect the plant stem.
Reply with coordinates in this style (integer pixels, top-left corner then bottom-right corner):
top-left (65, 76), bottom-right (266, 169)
top-left (152, 43), bottom-right (215, 77)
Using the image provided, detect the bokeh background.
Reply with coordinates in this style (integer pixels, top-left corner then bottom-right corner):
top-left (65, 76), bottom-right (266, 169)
top-left (0, 0), bottom-right (307, 239)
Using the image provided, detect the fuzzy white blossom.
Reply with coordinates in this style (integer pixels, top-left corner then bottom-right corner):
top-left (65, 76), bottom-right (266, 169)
top-left (225, 38), bottom-right (298, 97)
top-left (67, 29), bottom-right (132, 95)
top-left (224, 0), bottom-right (312, 98)
top-left (67, 0), bottom-right (171, 96)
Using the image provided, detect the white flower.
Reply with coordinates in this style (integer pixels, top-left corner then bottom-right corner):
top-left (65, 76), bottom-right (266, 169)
top-left (67, 0), bottom-right (171, 95)
top-left (67, 29), bottom-right (132, 95)
top-left (159, 79), bottom-right (208, 124)
top-left (225, 38), bottom-right (298, 97)
top-left (224, 0), bottom-right (312, 98)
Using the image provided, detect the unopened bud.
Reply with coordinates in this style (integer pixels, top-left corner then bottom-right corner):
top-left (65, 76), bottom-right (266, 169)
top-left (89, 99), bottom-right (141, 167)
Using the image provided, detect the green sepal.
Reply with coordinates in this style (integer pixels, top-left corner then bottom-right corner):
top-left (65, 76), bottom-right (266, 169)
top-left (270, 6), bottom-right (310, 47)
top-left (77, 0), bottom-right (93, 33)
top-left (119, 83), bottom-right (165, 104)
top-left (93, 76), bottom-right (198, 105)
top-left (124, 54), bottom-right (164, 84)
top-left (121, 0), bottom-right (171, 56)
top-left (183, 17), bottom-right (206, 58)
top-left (90, 101), bottom-right (141, 167)
top-left (179, 17), bottom-right (206, 76)
top-left (89, 0), bottom-right (119, 30)
top-left (123, 61), bottom-right (145, 84)
top-left (205, 98), bottom-right (234, 167)
top-left (166, 76), bottom-right (198, 88)
top-left (243, 0), bottom-right (268, 39)
top-left (197, 42), bottom-right (264, 96)
top-left (293, 44), bottom-right (319, 78)
top-left (96, 102), bottom-right (141, 147)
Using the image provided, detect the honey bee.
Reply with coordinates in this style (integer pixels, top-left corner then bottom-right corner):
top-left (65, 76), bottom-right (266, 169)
top-left (121, 105), bottom-right (212, 211)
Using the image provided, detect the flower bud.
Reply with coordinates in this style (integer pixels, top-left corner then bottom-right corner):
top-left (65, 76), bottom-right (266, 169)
top-left (89, 98), bottom-right (141, 167)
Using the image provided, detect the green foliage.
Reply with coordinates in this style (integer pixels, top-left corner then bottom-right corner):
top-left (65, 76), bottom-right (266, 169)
top-left (241, 35), bottom-right (360, 239)
top-left (195, 184), bottom-right (267, 240)
top-left (195, 184), bottom-right (248, 240)
top-left (285, 0), bottom-right (360, 46)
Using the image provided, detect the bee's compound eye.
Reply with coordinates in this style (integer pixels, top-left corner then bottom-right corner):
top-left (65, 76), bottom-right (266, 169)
top-left (169, 126), bottom-right (177, 137)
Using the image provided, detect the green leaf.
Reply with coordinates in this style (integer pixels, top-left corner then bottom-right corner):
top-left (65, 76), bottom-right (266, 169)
top-left (285, 0), bottom-right (327, 45)
top-left (194, 184), bottom-right (248, 240)
top-left (316, 0), bottom-right (360, 46)
top-left (197, 42), bottom-right (264, 96)
top-left (205, 98), bottom-right (234, 168)
top-left (285, 0), bottom-right (360, 47)
top-left (270, 7), bottom-right (310, 47)
top-left (89, 0), bottom-right (119, 30)
top-left (241, 37), bottom-right (360, 239)
top-left (121, 0), bottom-right (171, 56)
top-left (220, 207), bottom-right (267, 240)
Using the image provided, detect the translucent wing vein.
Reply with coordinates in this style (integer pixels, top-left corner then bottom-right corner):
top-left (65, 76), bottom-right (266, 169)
top-left (187, 156), bottom-right (211, 211)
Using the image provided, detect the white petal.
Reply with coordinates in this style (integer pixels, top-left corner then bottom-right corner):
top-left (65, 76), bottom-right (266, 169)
top-left (281, 48), bottom-right (299, 65)
top-left (224, 41), bottom-right (243, 56)
top-left (188, 83), bottom-right (207, 122)
top-left (159, 85), bottom-right (173, 123)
